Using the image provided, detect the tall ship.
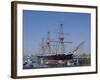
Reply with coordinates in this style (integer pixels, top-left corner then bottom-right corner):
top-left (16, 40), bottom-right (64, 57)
top-left (37, 24), bottom-right (84, 66)
top-left (23, 24), bottom-right (90, 69)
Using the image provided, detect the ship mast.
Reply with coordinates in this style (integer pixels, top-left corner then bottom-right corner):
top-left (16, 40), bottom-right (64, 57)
top-left (41, 38), bottom-right (45, 55)
top-left (58, 24), bottom-right (72, 54)
top-left (59, 24), bottom-right (65, 54)
top-left (47, 31), bottom-right (51, 54)
top-left (46, 24), bottom-right (72, 55)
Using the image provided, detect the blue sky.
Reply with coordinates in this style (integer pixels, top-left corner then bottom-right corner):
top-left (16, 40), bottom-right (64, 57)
top-left (23, 10), bottom-right (91, 56)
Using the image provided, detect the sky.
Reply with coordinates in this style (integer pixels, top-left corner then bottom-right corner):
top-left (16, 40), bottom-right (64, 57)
top-left (23, 10), bottom-right (91, 56)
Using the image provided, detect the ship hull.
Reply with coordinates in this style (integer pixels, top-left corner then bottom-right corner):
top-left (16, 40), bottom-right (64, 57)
top-left (38, 54), bottom-right (74, 65)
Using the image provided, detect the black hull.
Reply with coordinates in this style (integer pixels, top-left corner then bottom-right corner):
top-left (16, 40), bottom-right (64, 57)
top-left (38, 54), bottom-right (73, 60)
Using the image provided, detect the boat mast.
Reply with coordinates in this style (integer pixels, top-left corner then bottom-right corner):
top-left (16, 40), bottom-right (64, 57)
top-left (45, 24), bottom-right (72, 55)
top-left (47, 31), bottom-right (51, 54)
top-left (59, 24), bottom-right (65, 54)
top-left (41, 38), bottom-right (45, 55)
